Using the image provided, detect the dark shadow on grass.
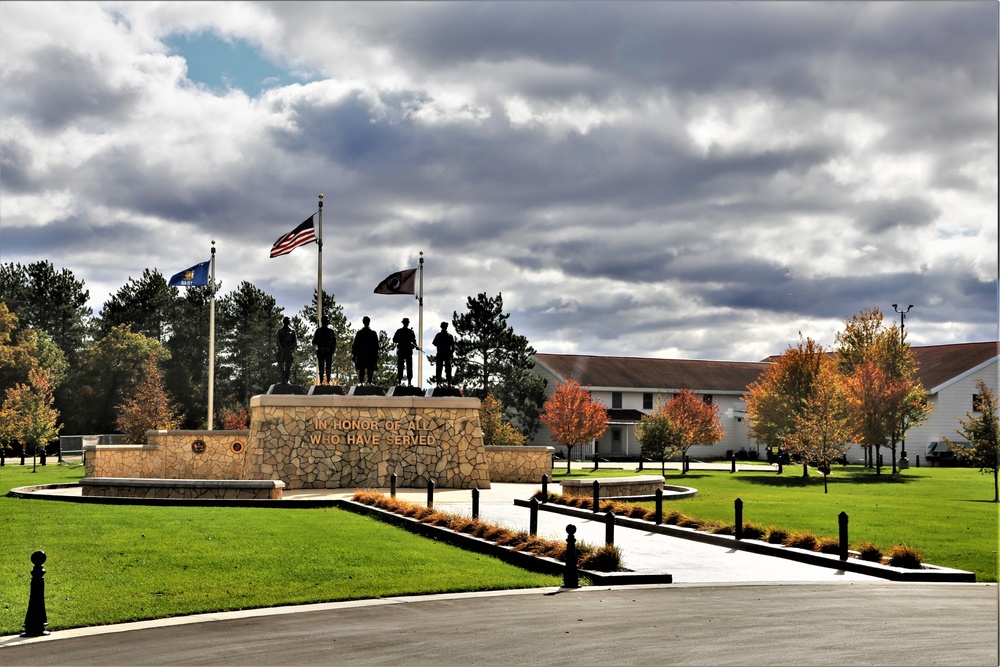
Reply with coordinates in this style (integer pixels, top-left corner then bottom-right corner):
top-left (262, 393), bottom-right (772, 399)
top-left (740, 471), bottom-right (919, 487)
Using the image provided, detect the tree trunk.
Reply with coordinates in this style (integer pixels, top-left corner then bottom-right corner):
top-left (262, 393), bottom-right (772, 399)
top-left (802, 461), bottom-right (808, 477)
top-left (566, 445), bottom-right (573, 474)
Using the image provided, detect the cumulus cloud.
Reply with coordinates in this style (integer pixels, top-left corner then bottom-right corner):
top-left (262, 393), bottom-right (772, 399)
top-left (0, 1), bottom-right (996, 367)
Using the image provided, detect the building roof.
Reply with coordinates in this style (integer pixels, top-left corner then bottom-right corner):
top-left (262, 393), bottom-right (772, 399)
top-left (532, 354), bottom-right (771, 393)
top-left (534, 341), bottom-right (998, 396)
top-left (911, 341), bottom-right (999, 392)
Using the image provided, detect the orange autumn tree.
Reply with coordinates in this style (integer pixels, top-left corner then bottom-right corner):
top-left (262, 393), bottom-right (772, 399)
top-left (115, 356), bottom-right (181, 443)
top-left (0, 367), bottom-right (61, 472)
top-left (540, 379), bottom-right (608, 473)
top-left (662, 388), bottom-right (725, 471)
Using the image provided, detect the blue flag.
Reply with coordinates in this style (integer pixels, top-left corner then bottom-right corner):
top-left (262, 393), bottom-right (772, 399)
top-left (168, 260), bottom-right (210, 287)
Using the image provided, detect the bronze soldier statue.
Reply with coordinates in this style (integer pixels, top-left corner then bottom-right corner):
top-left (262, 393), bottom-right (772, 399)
top-left (276, 317), bottom-right (297, 384)
top-left (392, 317), bottom-right (418, 386)
top-left (351, 315), bottom-right (379, 385)
top-left (312, 316), bottom-right (337, 385)
top-left (432, 321), bottom-right (455, 386)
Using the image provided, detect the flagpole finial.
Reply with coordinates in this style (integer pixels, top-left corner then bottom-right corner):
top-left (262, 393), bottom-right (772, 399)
top-left (318, 193), bottom-right (324, 199)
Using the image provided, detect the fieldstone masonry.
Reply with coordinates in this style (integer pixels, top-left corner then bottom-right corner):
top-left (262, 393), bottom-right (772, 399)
top-left (483, 446), bottom-right (553, 483)
top-left (246, 394), bottom-right (491, 489)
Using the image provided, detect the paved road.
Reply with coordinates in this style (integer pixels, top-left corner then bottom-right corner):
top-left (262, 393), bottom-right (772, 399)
top-left (2, 583), bottom-right (997, 666)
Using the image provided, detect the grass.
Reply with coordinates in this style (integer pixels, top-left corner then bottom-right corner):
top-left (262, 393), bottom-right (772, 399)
top-left (551, 464), bottom-right (999, 582)
top-left (0, 464), bottom-right (558, 635)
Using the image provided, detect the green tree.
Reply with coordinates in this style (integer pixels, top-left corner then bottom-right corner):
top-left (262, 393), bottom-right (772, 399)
top-left (61, 325), bottom-right (169, 434)
top-left (217, 281), bottom-right (285, 405)
top-left (479, 393), bottom-right (526, 447)
top-left (0, 367), bottom-right (61, 471)
top-left (98, 269), bottom-right (177, 341)
top-left (635, 407), bottom-right (682, 475)
top-left (452, 292), bottom-right (546, 437)
top-left (0, 302), bottom-right (68, 397)
top-left (0, 261), bottom-right (92, 363)
top-left (945, 379), bottom-right (999, 502)
top-left (163, 284), bottom-right (214, 429)
top-left (116, 356), bottom-right (181, 443)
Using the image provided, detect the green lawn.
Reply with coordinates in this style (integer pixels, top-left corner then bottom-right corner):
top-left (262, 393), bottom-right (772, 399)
top-left (0, 464), bottom-right (558, 635)
top-left (552, 464), bottom-right (999, 582)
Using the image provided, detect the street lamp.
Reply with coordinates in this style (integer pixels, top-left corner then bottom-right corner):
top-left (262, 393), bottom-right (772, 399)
top-left (891, 304), bottom-right (914, 467)
top-left (892, 304), bottom-right (913, 344)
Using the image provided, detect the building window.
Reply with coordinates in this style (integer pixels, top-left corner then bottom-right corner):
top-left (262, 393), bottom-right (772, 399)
top-left (612, 391), bottom-right (622, 409)
top-left (643, 393), bottom-right (653, 410)
top-left (973, 394), bottom-right (983, 413)
top-left (702, 394), bottom-right (714, 405)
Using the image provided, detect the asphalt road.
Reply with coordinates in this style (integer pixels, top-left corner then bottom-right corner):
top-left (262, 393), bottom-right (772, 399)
top-left (2, 582), bottom-right (997, 666)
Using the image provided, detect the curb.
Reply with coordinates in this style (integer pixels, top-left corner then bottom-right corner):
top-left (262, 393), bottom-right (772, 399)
top-left (517, 500), bottom-right (975, 583)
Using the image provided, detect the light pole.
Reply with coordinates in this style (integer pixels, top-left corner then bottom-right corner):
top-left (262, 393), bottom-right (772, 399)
top-left (891, 304), bottom-right (913, 467)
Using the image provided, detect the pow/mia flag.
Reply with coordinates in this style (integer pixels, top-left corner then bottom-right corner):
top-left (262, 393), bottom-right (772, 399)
top-left (374, 268), bottom-right (417, 295)
top-left (168, 260), bottom-right (210, 287)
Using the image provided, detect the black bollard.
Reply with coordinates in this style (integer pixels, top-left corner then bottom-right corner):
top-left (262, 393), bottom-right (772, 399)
top-left (839, 511), bottom-right (849, 561)
top-left (563, 525), bottom-right (579, 589)
top-left (541, 474), bottom-right (548, 503)
top-left (529, 498), bottom-right (539, 535)
top-left (592, 480), bottom-right (601, 513)
top-left (654, 488), bottom-right (663, 525)
top-left (390, 473), bottom-right (397, 498)
top-left (638, 457), bottom-right (644, 472)
top-left (426, 479), bottom-right (435, 508)
top-left (40, 445), bottom-right (47, 466)
top-left (915, 455), bottom-right (920, 468)
top-left (735, 498), bottom-right (743, 540)
top-left (592, 453), bottom-right (600, 471)
top-left (1, 447), bottom-right (5, 466)
top-left (21, 550), bottom-right (49, 637)
top-left (604, 510), bottom-right (615, 546)
top-left (777, 459), bottom-right (783, 475)
top-left (472, 488), bottom-right (479, 520)
top-left (682, 454), bottom-right (688, 474)
top-left (730, 452), bottom-right (736, 473)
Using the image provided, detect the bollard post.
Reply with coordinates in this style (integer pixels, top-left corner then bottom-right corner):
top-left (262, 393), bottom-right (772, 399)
top-left (682, 454), bottom-right (688, 474)
top-left (529, 498), bottom-right (539, 535)
top-left (390, 473), bottom-right (397, 498)
top-left (777, 459), bottom-right (783, 475)
top-left (40, 445), bottom-right (46, 466)
top-left (604, 510), bottom-right (615, 546)
top-left (915, 455), bottom-right (920, 468)
top-left (563, 525), bottom-right (579, 589)
top-left (472, 488), bottom-right (479, 520)
top-left (839, 511), bottom-right (849, 561)
top-left (654, 488), bottom-right (663, 525)
top-left (638, 457), bottom-right (643, 472)
top-left (592, 480), bottom-right (601, 513)
top-left (731, 452), bottom-right (736, 473)
top-left (592, 453), bottom-right (600, 471)
top-left (21, 551), bottom-right (49, 637)
top-left (735, 498), bottom-right (744, 540)
top-left (426, 479), bottom-right (435, 508)
top-left (1, 447), bottom-right (5, 467)
top-left (541, 474), bottom-right (548, 503)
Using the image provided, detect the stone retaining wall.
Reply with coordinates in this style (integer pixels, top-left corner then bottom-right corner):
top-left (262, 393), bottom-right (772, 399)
top-left (84, 431), bottom-right (249, 480)
top-left (484, 446), bottom-right (554, 483)
top-left (80, 477), bottom-right (283, 500)
top-left (560, 475), bottom-right (665, 498)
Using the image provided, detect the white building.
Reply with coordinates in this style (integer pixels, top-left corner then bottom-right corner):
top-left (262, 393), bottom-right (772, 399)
top-left (529, 342), bottom-right (999, 463)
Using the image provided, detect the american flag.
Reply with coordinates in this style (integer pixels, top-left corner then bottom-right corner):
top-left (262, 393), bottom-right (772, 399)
top-left (270, 215), bottom-right (316, 257)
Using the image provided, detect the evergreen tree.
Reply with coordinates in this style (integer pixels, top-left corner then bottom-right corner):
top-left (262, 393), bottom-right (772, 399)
top-left (299, 290), bottom-right (356, 386)
top-left (164, 284), bottom-right (214, 429)
top-left (945, 379), bottom-right (999, 502)
top-left (98, 268), bottom-right (177, 342)
top-left (216, 281), bottom-right (285, 405)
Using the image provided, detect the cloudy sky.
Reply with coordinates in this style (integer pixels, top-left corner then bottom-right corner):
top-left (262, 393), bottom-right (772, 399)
top-left (1, 2), bottom-right (997, 376)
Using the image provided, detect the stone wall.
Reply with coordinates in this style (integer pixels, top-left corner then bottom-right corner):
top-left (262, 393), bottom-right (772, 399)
top-left (484, 446), bottom-right (554, 483)
top-left (80, 477), bottom-right (283, 500)
top-left (84, 431), bottom-right (249, 480)
top-left (560, 475), bottom-right (665, 498)
top-left (246, 394), bottom-right (490, 489)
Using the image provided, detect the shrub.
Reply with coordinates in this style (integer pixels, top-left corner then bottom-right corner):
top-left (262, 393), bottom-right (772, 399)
top-left (815, 536), bottom-right (840, 554)
top-left (783, 531), bottom-right (818, 551)
top-left (664, 510), bottom-right (683, 525)
top-left (855, 541), bottom-right (883, 562)
top-left (740, 522), bottom-right (766, 540)
top-left (886, 544), bottom-right (924, 569)
top-left (706, 520), bottom-right (733, 535)
top-left (579, 544), bottom-right (624, 572)
top-left (766, 527), bottom-right (788, 544)
top-left (676, 515), bottom-right (704, 529)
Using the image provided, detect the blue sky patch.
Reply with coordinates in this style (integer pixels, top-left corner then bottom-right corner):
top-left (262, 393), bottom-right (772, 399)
top-left (164, 32), bottom-right (311, 97)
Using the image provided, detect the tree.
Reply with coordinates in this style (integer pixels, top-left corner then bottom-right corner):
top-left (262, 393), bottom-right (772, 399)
top-left (163, 284), bottom-right (214, 429)
top-left (945, 379), bottom-right (999, 502)
top-left (635, 408), bottom-right (682, 475)
top-left (452, 292), bottom-right (546, 437)
top-left (744, 336), bottom-right (826, 476)
top-left (0, 261), bottom-right (92, 363)
top-left (0, 302), bottom-right (68, 398)
top-left (0, 368), bottom-right (61, 472)
top-left (216, 281), bottom-right (285, 405)
top-left (836, 308), bottom-right (930, 474)
top-left (115, 356), bottom-right (181, 443)
top-left (98, 269), bottom-right (177, 342)
top-left (786, 356), bottom-right (853, 493)
top-left (479, 393), bottom-right (526, 447)
top-left (662, 388), bottom-right (725, 469)
top-left (61, 325), bottom-right (169, 434)
top-left (540, 379), bottom-right (608, 473)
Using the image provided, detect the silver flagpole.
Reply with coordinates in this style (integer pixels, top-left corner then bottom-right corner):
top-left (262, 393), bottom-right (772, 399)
top-left (317, 195), bottom-right (324, 384)
top-left (417, 251), bottom-right (424, 387)
top-left (208, 241), bottom-right (216, 430)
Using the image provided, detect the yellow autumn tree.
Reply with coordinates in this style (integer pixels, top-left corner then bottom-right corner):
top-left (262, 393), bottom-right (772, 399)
top-left (479, 393), bottom-right (526, 447)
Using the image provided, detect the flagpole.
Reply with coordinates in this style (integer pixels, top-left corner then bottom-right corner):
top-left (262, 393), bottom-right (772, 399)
top-left (208, 241), bottom-right (216, 430)
top-left (317, 195), bottom-right (324, 385)
top-left (418, 251), bottom-right (424, 387)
